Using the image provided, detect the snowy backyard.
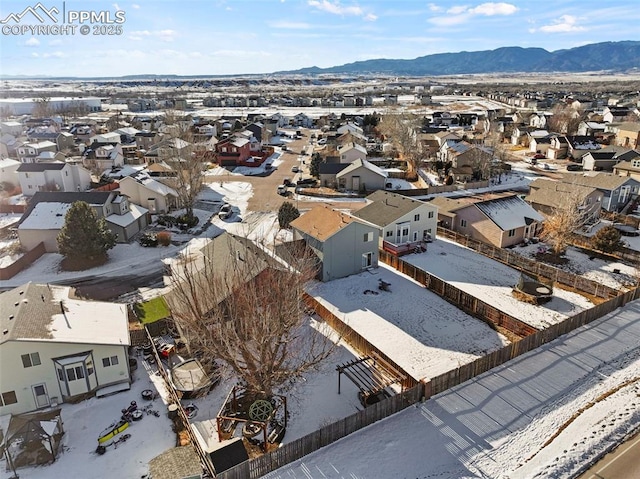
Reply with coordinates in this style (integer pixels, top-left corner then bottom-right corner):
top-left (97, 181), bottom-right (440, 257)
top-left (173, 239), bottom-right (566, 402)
top-left (263, 300), bottom-right (640, 479)
top-left (403, 238), bottom-right (597, 330)
top-left (310, 263), bottom-right (510, 381)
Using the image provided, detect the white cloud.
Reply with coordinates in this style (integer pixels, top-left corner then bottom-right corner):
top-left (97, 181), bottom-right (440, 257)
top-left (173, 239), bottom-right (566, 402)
top-left (48, 39), bottom-right (63, 46)
top-left (538, 15), bottom-right (586, 33)
top-left (308, 0), bottom-right (362, 16)
top-left (308, 0), bottom-right (375, 20)
top-left (42, 51), bottom-right (65, 58)
top-left (113, 3), bottom-right (120, 11)
top-left (269, 21), bottom-right (312, 29)
top-left (132, 3), bottom-right (140, 8)
top-left (25, 37), bottom-right (40, 47)
top-left (447, 5), bottom-right (469, 14)
top-left (468, 2), bottom-right (517, 16)
top-left (428, 3), bottom-right (443, 12)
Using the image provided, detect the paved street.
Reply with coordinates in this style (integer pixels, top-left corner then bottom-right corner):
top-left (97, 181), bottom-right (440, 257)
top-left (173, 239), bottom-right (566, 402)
top-left (577, 430), bottom-right (640, 479)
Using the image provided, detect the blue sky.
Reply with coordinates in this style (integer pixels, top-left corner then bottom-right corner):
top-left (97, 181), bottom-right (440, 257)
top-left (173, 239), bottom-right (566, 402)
top-left (1, 0), bottom-right (638, 77)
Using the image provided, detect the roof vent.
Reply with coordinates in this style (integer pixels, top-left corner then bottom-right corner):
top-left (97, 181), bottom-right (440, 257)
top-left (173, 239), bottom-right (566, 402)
top-left (2, 329), bottom-right (8, 335)
top-left (9, 315), bottom-right (14, 320)
top-left (14, 302), bottom-right (19, 307)
top-left (19, 290), bottom-right (24, 295)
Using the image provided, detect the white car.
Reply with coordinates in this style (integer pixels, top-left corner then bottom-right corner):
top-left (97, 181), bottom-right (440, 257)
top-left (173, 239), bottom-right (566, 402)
top-left (218, 203), bottom-right (232, 219)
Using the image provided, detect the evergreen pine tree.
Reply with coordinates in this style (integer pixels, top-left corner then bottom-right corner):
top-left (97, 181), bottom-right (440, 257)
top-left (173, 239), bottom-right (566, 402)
top-left (57, 201), bottom-right (117, 260)
top-left (278, 201), bottom-right (300, 229)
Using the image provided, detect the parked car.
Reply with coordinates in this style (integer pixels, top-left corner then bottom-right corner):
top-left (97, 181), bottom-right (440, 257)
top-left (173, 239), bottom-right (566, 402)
top-left (283, 177), bottom-right (293, 186)
top-left (277, 184), bottom-right (288, 195)
top-left (291, 165), bottom-right (299, 173)
top-left (218, 203), bottom-right (232, 219)
top-left (566, 164), bottom-right (583, 171)
top-left (533, 153), bottom-right (546, 159)
top-left (296, 178), bottom-right (318, 187)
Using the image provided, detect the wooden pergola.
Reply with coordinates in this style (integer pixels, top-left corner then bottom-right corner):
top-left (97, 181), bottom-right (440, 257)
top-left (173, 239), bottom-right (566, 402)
top-left (336, 353), bottom-right (406, 403)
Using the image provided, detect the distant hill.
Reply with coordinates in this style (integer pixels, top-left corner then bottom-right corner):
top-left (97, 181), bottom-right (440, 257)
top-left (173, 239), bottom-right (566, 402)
top-left (278, 41), bottom-right (640, 76)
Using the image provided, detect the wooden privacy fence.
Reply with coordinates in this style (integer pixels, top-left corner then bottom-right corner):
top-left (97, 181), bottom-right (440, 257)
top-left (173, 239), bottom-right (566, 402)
top-left (378, 249), bottom-right (539, 339)
top-left (303, 293), bottom-right (419, 388)
top-left (426, 287), bottom-right (640, 396)
top-left (217, 384), bottom-right (424, 479)
top-left (437, 228), bottom-right (620, 299)
top-left (0, 242), bottom-right (46, 280)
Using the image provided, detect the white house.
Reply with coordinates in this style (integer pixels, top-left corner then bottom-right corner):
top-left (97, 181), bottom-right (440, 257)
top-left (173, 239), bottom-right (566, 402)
top-left (17, 162), bottom-right (91, 196)
top-left (89, 131), bottom-right (121, 145)
top-left (0, 158), bottom-right (21, 188)
top-left (16, 141), bottom-right (57, 163)
top-left (337, 123), bottom-right (364, 136)
top-left (118, 171), bottom-right (179, 213)
top-left (0, 283), bottom-right (131, 415)
top-left (352, 190), bottom-right (438, 255)
top-left (337, 142), bottom-right (367, 164)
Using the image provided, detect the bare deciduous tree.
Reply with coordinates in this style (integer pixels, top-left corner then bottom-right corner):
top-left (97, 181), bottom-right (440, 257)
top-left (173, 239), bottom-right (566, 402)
top-left (539, 188), bottom-right (593, 255)
top-left (165, 233), bottom-right (334, 397)
top-left (547, 103), bottom-right (586, 135)
top-left (160, 113), bottom-right (204, 220)
top-left (378, 110), bottom-right (423, 180)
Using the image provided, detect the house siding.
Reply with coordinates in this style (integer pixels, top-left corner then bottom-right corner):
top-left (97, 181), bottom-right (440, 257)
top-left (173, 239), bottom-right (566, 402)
top-left (321, 222), bottom-right (378, 281)
top-left (0, 340), bottom-right (129, 415)
top-left (337, 166), bottom-right (386, 192)
top-left (18, 228), bottom-right (59, 252)
top-left (454, 207), bottom-right (504, 246)
top-left (118, 177), bottom-right (173, 213)
top-left (379, 205), bottom-right (439, 247)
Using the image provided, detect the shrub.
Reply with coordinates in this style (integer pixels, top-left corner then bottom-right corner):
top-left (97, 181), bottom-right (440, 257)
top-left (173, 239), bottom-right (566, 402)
top-left (139, 232), bottom-right (158, 247)
top-left (157, 231), bottom-right (172, 246)
top-left (177, 214), bottom-right (199, 228)
top-left (156, 215), bottom-right (177, 227)
top-left (590, 225), bottom-right (624, 253)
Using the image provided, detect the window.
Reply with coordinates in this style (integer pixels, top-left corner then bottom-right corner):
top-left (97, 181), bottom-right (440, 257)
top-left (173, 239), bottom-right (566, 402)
top-left (508, 229), bottom-right (516, 237)
top-left (362, 252), bottom-right (373, 268)
top-left (414, 214), bottom-right (420, 221)
top-left (402, 227), bottom-right (409, 236)
top-left (21, 352), bottom-right (41, 368)
top-left (57, 368), bottom-right (64, 381)
top-left (460, 219), bottom-right (467, 227)
top-left (364, 232), bottom-right (373, 242)
top-left (66, 366), bottom-right (84, 381)
top-left (413, 231), bottom-right (418, 241)
top-left (428, 211), bottom-right (434, 219)
top-left (103, 356), bottom-right (119, 367)
top-left (386, 230), bottom-right (393, 238)
top-left (1, 391), bottom-right (18, 406)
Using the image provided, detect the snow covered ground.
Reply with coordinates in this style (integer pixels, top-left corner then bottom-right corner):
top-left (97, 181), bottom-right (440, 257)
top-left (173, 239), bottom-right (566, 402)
top-left (404, 238), bottom-right (595, 330)
top-left (310, 262), bottom-right (510, 381)
top-left (2, 362), bottom-right (176, 479)
top-left (263, 300), bottom-right (640, 479)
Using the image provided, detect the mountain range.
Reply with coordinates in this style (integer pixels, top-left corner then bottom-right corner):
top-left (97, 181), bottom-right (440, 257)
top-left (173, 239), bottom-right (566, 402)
top-left (279, 41), bottom-right (640, 76)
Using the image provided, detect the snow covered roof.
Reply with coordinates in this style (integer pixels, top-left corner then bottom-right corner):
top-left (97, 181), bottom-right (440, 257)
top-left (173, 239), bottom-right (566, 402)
top-left (0, 283), bottom-right (129, 346)
top-left (474, 195), bottom-right (544, 232)
top-left (124, 171), bottom-right (178, 197)
top-left (231, 137), bottom-right (249, 147)
top-left (25, 140), bottom-right (56, 149)
top-left (18, 202), bottom-right (71, 230)
top-left (106, 203), bottom-right (149, 227)
top-left (0, 158), bottom-right (20, 169)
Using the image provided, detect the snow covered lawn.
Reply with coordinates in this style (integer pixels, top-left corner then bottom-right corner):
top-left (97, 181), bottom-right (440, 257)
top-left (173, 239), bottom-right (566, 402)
top-left (404, 238), bottom-right (596, 329)
top-left (4, 363), bottom-right (176, 479)
top-left (264, 299), bottom-right (640, 479)
top-left (309, 262), bottom-right (510, 381)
